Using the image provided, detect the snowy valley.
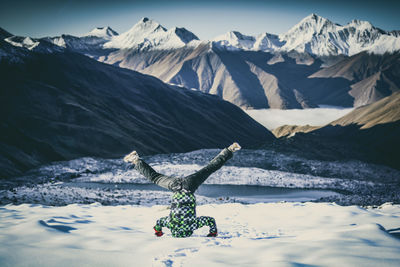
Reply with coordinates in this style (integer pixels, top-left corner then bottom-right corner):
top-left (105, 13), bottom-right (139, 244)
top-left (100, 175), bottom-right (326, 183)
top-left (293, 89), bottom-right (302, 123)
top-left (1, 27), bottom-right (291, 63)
top-left (1, 10), bottom-right (400, 267)
top-left (1, 149), bottom-right (400, 266)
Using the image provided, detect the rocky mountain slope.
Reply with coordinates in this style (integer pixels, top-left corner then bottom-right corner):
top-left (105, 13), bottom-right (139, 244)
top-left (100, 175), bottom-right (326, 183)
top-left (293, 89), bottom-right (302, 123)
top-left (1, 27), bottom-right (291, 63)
top-left (310, 52), bottom-right (400, 106)
top-left (102, 45), bottom-right (351, 109)
top-left (0, 38), bottom-right (273, 178)
top-left (272, 125), bottom-right (320, 138)
top-left (93, 16), bottom-right (400, 109)
top-left (2, 14), bottom-right (400, 110)
top-left (269, 93), bottom-right (400, 169)
top-left (330, 91), bottom-right (400, 128)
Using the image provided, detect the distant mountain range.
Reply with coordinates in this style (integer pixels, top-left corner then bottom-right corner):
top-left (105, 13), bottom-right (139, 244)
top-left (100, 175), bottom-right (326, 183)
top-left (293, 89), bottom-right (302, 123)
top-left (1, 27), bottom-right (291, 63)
top-left (2, 14), bottom-right (400, 109)
top-left (0, 37), bottom-right (273, 178)
top-left (26, 13), bottom-right (400, 56)
top-left (1, 15), bottom-right (399, 177)
top-left (213, 14), bottom-right (400, 56)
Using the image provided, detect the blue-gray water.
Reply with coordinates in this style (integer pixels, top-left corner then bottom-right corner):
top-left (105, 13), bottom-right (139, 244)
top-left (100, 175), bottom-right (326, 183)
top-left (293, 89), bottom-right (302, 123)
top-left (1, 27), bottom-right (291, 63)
top-left (62, 182), bottom-right (341, 203)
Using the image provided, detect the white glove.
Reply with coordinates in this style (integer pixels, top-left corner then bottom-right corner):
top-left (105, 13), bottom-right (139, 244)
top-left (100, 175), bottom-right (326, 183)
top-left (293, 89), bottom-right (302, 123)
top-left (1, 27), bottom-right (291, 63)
top-left (123, 150), bottom-right (140, 164)
top-left (228, 142), bottom-right (241, 152)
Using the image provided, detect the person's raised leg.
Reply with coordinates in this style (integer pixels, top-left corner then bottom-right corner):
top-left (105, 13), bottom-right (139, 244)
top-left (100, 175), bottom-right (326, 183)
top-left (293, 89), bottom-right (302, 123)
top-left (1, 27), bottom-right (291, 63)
top-left (183, 142), bottom-right (241, 193)
top-left (124, 150), bottom-right (182, 191)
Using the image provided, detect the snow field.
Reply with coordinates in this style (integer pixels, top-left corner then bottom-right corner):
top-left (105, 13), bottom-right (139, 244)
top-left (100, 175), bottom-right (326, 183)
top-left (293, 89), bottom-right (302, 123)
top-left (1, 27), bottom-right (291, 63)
top-left (0, 202), bottom-right (399, 267)
top-left (74, 163), bottom-right (372, 190)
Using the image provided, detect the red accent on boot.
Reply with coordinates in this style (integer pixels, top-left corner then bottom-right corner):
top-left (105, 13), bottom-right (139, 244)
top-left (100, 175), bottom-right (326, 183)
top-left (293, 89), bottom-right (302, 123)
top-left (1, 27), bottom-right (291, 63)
top-left (154, 227), bottom-right (163, 237)
top-left (207, 232), bottom-right (217, 237)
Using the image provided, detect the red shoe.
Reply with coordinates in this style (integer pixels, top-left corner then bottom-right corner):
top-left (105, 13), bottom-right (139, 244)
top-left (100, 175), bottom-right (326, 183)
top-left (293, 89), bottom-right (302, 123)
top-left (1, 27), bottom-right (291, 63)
top-left (207, 232), bottom-right (217, 237)
top-left (154, 227), bottom-right (163, 237)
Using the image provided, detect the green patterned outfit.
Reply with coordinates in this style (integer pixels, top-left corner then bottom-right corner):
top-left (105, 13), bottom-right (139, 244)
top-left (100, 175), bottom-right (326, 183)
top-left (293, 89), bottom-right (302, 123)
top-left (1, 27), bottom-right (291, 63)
top-left (134, 148), bottom-right (233, 238)
top-left (154, 191), bottom-right (217, 237)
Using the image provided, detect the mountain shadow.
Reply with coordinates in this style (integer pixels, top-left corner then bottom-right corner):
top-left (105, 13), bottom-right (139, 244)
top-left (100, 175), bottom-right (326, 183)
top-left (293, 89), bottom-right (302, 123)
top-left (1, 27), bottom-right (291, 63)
top-left (267, 121), bottom-right (400, 171)
top-left (0, 43), bottom-right (274, 178)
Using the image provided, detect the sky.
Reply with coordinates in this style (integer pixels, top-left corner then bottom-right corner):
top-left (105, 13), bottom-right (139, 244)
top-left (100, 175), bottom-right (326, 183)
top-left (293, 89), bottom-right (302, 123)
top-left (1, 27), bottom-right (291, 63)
top-left (1, 0), bottom-right (399, 40)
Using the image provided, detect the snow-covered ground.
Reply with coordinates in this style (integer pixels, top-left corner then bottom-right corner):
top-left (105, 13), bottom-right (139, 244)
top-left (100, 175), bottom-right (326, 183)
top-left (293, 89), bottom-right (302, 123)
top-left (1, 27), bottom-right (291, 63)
top-left (1, 202), bottom-right (399, 267)
top-left (1, 148), bottom-right (399, 266)
top-left (244, 107), bottom-right (354, 130)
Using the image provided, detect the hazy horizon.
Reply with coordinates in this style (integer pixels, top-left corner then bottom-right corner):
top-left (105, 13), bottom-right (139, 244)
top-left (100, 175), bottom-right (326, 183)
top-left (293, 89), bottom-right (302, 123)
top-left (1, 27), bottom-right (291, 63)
top-left (1, 0), bottom-right (399, 40)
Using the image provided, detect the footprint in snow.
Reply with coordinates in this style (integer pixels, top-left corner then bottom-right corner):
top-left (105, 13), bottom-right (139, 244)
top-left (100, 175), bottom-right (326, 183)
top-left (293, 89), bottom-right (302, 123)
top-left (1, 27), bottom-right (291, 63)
top-left (38, 220), bottom-right (77, 233)
top-left (38, 214), bottom-right (93, 233)
top-left (153, 247), bottom-right (199, 267)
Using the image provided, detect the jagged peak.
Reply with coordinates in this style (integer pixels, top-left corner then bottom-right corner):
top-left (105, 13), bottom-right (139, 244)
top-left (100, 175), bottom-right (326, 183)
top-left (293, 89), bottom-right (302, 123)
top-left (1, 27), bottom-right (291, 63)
top-left (301, 13), bottom-right (329, 23)
top-left (390, 30), bottom-right (400, 37)
top-left (280, 13), bottom-right (337, 39)
top-left (132, 17), bottom-right (166, 31)
top-left (104, 26), bottom-right (117, 33)
top-left (257, 32), bottom-right (280, 39)
top-left (4, 34), bottom-right (64, 53)
top-left (83, 26), bottom-right (118, 38)
top-left (103, 17), bottom-right (199, 49)
top-left (305, 13), bottom-right (321, 21)
top-left (297, 13), bottom-right (334, 28)
top-left (110, 17), bottom-right (167, 40)
top-left (348, 19), bottom-right (374, 29)
top-left (233, 31), bottom-right (252, 39)
top-left (169, 27), bottom-right (199, 43)
top-left (215, 31), bottom-right (255, 41)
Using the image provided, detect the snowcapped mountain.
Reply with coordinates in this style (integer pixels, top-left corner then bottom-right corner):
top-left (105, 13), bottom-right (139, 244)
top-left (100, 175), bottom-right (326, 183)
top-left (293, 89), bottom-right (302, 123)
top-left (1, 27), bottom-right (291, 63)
top-left (279, 14), bottom-right (400, 56)
top-left (4, 14), bottom-right (397, 57)
top-left (103, 17), bottom-right (199, 50)
top-left (5, 36), bottom-right (40, 50)
top-left (47, 35), bottom-right (105, 51)
top-left (253, 33), bottom-right (285, 52)
top-left (3, 34), bottom-right (64, 54)
top-left (40, 27), bottom-right (117, 55)
top-left (2, 15), bottom-right (399, 110)
top-left (211, 13), bottom-right (400, 56)
top-left (212, 31), bottom-right (256, 51)
top-left (82, 26), bottom-right (118, 39)
top-left (212, 31), bottom-right (284, 52)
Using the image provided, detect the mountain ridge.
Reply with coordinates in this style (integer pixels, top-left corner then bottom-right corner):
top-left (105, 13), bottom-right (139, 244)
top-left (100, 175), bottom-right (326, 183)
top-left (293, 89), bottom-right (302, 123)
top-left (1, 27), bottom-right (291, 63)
top-left (2, 15), bottom-right (399, 110)
top-left (102, 17), bottom-right (199, 50)
top-left (0, 40), bottom-right (273, 178)
top-left (8, 14), bottom-right (397, 56)
top-left (268, 92), bottom-right (400, 169)
top-left (82, 26), bottom-right (119, 39)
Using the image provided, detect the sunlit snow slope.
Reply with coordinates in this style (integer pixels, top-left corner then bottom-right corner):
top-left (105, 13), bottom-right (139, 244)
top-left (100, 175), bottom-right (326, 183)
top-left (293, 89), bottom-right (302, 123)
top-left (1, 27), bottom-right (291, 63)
top-left (0, 203), bottom-right (399, 266)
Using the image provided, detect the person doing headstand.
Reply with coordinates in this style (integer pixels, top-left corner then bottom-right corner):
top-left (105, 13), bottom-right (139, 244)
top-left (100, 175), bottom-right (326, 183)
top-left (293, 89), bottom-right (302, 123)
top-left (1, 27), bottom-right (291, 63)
top-left (123, 142), bottom-right (241, 238)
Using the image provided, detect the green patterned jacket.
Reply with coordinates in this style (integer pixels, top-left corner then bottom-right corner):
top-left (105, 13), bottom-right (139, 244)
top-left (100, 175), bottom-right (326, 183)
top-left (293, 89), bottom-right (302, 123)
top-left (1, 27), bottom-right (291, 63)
top-left (154, 190), bottom-right (217, 237)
